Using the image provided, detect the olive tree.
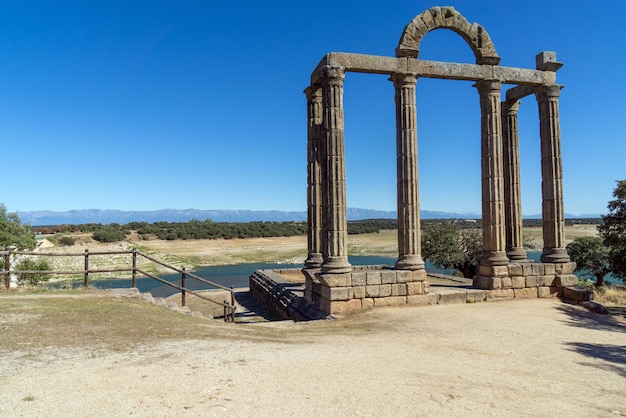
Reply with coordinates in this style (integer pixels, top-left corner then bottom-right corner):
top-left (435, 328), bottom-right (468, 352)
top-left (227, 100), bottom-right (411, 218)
top-left (421, 221), bottom-right (482, 278)
top-left (598, 180), bottom-right (626, 283)
top-left (567, 236), bottom-right (610, 287)
top-left (0, 203), bottom-right (37, 250)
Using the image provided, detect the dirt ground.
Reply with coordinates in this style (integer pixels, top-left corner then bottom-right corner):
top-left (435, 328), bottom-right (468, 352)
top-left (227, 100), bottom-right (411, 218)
top-left (0, 296), bottom-right (624, 417)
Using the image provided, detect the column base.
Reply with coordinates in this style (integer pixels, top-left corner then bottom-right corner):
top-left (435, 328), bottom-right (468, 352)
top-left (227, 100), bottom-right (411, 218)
top-left (480, 250), bottom-right (509, 266)
top-left (541, 248), bottom-right (570, 263)
top-left (304, 252), bottom-right (324, 269)
top-left (506, 247), bottom-right (528, 261)
top-left (394, 255), bottom-right (425, 271)
top-left (321, 256), bottom-right (352, 274)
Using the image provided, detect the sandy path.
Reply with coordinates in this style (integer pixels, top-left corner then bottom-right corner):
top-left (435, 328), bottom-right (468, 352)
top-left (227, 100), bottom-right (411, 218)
top-left (0, 298), bottom-right (624, 417)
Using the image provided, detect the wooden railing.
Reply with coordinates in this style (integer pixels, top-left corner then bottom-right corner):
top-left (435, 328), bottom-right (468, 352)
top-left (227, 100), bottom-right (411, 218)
top-left (1, 248), bottom-right (236, 322)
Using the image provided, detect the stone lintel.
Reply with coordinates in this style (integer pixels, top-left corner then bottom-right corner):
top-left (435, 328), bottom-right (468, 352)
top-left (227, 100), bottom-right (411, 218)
top-left (310, 52), bottom-right (556, 86)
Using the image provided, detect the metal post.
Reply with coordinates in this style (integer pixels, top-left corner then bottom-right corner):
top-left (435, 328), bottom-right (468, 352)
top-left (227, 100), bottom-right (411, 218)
top-left (181, 267), bottom-right (186, 307)
top-left (84, 249), bottom-right (89, 288)
top-left (131, 248), bottom-right (137, 288)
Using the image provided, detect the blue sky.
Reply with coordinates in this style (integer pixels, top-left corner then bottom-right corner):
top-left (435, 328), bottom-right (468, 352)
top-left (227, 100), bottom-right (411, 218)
top-left (1, 1), bottom-right (624, 216)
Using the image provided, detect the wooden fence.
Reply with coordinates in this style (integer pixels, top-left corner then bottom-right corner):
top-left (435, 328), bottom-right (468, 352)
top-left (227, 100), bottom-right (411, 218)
top-left (1, 248), bottom-right (236, 322)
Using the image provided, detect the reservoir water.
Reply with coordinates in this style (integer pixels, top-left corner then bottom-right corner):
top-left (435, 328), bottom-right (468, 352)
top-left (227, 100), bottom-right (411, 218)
top-left (47, 252), bottom-right (617, 296)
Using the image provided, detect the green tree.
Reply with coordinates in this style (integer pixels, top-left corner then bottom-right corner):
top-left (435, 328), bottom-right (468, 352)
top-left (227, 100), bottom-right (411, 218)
top-left (421, 221), bottom-right (482, 278)
top-left (598, 180), bottom-right (626, 283)
top-left (0, 204), bottom-right (37, 250)
top-left (15, 258), bottom-right (51, 286)
top-left (566, 236), bottom-right (610, 287)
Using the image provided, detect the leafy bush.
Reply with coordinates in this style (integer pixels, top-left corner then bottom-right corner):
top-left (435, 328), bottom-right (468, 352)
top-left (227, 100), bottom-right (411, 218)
top-left (57, 235), bottom-right (76, 246)
top-left (92, 228), bottom-right (127, 243)
top-left (15, 258), bottom-right (51, 286)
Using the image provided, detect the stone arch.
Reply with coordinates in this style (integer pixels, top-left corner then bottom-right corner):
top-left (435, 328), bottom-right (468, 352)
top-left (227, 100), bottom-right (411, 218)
top-left (396, 6), bottom-right (500, 65)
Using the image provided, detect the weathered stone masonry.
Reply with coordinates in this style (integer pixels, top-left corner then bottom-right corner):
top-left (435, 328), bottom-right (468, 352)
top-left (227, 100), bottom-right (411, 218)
top-left (303, 6), bottom-right (574, 315)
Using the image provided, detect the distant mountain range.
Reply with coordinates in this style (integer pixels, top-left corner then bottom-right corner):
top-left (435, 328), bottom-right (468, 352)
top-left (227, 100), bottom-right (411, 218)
top-left (16, 208), bottom-right (601, 226)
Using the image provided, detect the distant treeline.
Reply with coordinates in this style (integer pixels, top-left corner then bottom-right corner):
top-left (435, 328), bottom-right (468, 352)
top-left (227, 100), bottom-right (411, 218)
top-left (32, 217), bottom-right (602, 243)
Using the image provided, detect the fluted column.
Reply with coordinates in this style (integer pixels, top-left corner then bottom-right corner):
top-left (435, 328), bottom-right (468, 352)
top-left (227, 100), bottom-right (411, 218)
top-left (536, 84), bottom-right (570, 263)
top-left (304, 85), bottom-right (324, 268)
top-left (502, 100), bottom-right (527, 261)
top-left (391, 73), bottom-right (425, 271)
top-left (476, 80), bottom-right (508, 266)
top-left (320, 66), bottom-right (351, 273)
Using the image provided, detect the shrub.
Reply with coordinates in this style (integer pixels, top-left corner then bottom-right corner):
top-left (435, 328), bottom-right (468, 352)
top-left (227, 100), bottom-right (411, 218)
top-left (57, 235), bottom-right (76, 246)
top-left (15, 258), bottom-right (51, 286)
top-left (92, 228), bottom-right (127, 243)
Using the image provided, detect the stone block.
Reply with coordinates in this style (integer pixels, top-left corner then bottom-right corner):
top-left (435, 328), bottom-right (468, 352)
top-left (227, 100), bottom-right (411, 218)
top-left (361, 298), bottom-right (375, 309)
top-left (556, 274), bottom-right (578, 288)
top-left (381, 271), bottom-right (397, 284)
top-left (543, 264), bottom-right (556, 275)
top-left (379, 284), bottom-right (392, 297)
top-left (537, 286), bottom-right (556, 298)
top-left (396, 270), bottom-right (412, 283)
top-left (423, 281), bottom-right (430, 294)
top-left (407, 294), bottom-right (438, 306)
top-left (318, 273), bottom-right (351, 287)
top-left (501, 276), bottom-right (513, 289)
top-left (531, 264), bottom-right (545, 276)
top-left (466, 289), bottom-right (488, 303)
top-left (366, 272), bottom-right (382, 285)
top-left (525, 276), bottom-right (538, 288)
top-left (522, 263), bottom-right (534, 276)
top-left (374, 296), bottom-right (407, 307)
top-left (554, 262), bottom-right (577, 275)
top-left (330, 298), bottom-right (362, 314)
top-left (391, 283), bottom-right (407, 296)
top-left (487, 289), bottom-right (515, 300)
top-left (438, 289), bottom-right (469, 305)
top-left (352, 286), bottom-right (366, 299)
top-left (406, 281), bottom-right (424, 296)
top-left (562, 286), bottom-right (594, 301)
top-left (351, 272), bottom-right (367, 286)
top-left (514, 288), bottom-right (538, 299)
top-left (473, 276), bottom-right (501, 290)
top-left (543, 275), bottom-right (556, 286)
top-left (319, 297), bottom-right (331, 314)
top-left (411, 269), bottom-right (428, 281)
top-left (511, 276), bottom-right (526, 289)
top-left (508, 264), bottom-right (523, 276)
top-left (477, 264), bottom-right (508, 278)
top-left (321, 286), bottom-right (353, 301)
top-left (365, 285), bottom-right (380, 298)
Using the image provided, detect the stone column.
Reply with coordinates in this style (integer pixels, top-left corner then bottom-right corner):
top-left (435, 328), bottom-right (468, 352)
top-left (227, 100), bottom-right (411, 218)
top-left (320, 66), bottom-right (351, 273)
top-left (476, 80), bottom-right (508, 266)
top-left (391, 73), bottom-right (425, 271)
top-left (536, 84), bottom-right (570, 263)
top-left (501, 100), bottom-right (527, 261)
top-left (304, 85), bottom-right (324, 268)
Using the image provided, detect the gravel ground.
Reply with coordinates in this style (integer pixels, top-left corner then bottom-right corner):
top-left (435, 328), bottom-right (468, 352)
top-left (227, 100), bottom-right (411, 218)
top-left (0, 298), bottom-right (624, 417)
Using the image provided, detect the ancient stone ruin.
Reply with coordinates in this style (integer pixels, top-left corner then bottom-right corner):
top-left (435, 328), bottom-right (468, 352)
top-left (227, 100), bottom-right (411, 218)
top-left (302, 6), bottom-right (577, 315)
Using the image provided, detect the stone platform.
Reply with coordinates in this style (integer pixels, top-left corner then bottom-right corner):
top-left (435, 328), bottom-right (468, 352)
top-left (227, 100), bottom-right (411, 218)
top-left (249, 267), bottom-right (564, 320)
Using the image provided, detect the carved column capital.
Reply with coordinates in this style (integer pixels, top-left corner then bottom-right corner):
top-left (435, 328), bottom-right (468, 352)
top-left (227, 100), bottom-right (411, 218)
top-left (390, 72), bottom-right (418, 87)
top-left (475, 79), bottom-right (502, 95)
top-left (502, 99), bottom-right (520, 115)
top-left (536, 84), bottom-right (563, 100)
top-left (321, 65), bottom-right (345, 84)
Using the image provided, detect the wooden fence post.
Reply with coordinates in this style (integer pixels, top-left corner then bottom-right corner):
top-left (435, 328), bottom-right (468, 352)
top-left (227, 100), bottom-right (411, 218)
top-left (181, 267), bottom-right (186, 307)
top-left (4, 249), bottom-right (10, 289)
top-left (132, 248), bottom-right (137, 288)
top-left (84, 249), bottom-right (89, 288)
top-left (231, 285), bottom-right (236, 323)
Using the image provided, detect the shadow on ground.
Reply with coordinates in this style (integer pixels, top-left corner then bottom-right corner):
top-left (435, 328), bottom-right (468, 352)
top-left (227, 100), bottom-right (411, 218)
top-left (558, 303), bottom-right (626, 378)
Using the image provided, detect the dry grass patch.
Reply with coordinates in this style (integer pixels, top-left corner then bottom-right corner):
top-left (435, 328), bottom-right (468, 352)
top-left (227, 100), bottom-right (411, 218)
top-left (593, 285), bottom-right (626, 307)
